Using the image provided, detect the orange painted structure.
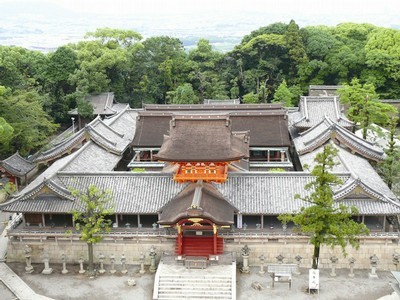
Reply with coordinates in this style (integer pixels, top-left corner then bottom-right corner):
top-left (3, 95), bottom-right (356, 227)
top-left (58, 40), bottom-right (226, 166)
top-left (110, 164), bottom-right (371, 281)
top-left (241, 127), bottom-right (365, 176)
top-left (173, 162), bottom-right (229, 183)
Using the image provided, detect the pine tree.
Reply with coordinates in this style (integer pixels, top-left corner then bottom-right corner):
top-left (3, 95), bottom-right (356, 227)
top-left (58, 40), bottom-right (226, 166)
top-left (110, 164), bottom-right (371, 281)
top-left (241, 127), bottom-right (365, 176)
top-left (279, 145), bottom-right (369, 269)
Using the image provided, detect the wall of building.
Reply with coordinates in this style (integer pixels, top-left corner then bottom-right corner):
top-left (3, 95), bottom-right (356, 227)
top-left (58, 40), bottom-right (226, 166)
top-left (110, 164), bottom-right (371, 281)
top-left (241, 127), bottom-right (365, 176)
top-left (6, 236), bottom-right (400, 271)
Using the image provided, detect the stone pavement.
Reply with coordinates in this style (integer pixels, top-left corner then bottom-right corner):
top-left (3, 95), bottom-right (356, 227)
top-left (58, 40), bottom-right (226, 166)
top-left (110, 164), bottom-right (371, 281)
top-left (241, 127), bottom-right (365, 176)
top-left (0, 225), bottom-right (54, 300)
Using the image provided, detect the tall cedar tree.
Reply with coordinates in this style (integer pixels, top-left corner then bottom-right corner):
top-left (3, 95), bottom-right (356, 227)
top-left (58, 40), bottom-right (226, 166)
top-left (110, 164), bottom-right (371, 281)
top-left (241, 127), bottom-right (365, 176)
top-left (69, 185), bottom-right (114, 274)
top-left (278, 145), bottom-right (369, 269)
top-left (378, 116), bottom-right (400, 191)
top-left (338, 78), bottom-right (397, 138)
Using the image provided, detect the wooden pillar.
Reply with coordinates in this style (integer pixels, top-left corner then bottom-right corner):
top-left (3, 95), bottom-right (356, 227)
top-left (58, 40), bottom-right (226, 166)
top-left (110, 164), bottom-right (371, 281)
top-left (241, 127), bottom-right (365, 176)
top-left (237, 213), bottom-right (243, 229)
top-left (261, 215), bottom-right (264, 229)
top-left (42, 214), bottom-right (45, 227)
top-left (137, 214), bottom-right (141, 228)
top-left (213, 224), bottom-right (218, 255)
top-left (22, 214), bottom-right (26, 226)
top-left (362, 215), bottom-right (365, 223)
top-left (177, 224), bottom-right (182, 255)
top-left (382, 216), bottom-right (386, 232)
top-left (114, 214), bottom-right (118, 227)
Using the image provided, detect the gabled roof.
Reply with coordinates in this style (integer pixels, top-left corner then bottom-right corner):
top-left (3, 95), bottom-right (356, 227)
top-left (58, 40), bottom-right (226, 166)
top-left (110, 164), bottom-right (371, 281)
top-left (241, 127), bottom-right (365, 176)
top-left (69, 92), bottom-right (126, 116)
top-left (34, 129), bottom-right (86, 163)
top-left (35, 107), bottom-right (136, 163)
top-left (154, 115), bottom-right (249, 162)
top-left (293, 117), bottom-right (384, 161)
top-left (299, 144), bottom-right (397, 203)
top-left (0, 152), bottom-right (36, 177)
top-left (158, 180), bottom-right (237, 225)
top-left (290, 96), bottom-right (353, 130)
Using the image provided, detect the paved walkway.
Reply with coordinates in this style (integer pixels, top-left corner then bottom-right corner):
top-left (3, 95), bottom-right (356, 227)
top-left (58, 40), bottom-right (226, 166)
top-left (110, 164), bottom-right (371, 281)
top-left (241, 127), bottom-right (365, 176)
top-left (0, 224), bottom-right (54, 300)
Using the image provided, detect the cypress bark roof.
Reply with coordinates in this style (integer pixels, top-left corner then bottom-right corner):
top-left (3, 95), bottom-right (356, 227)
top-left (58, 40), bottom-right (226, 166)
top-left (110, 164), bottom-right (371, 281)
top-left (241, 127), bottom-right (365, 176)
top-left (158, 180), bottom-right (237, 225)
top-left (154, 115), bottom-right (249, 162)
top-left (132, 109), bottom-right (290, 148)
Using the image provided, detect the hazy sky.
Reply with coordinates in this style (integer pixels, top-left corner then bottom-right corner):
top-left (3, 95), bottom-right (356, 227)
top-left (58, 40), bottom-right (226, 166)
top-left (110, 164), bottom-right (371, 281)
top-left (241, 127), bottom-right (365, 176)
top-left (2, 0), bottom-right (399, 17)
top-left (1, 0), bottom-right (399, 51)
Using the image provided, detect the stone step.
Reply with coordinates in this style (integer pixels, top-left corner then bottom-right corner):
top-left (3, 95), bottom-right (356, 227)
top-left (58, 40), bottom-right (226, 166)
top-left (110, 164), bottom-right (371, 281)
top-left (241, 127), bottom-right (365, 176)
top-left (158, 283), bottom-right (232, 289)
top-left (158, 288), bottom-right (231, 293)
top-left (159, 278), bottom-right (231, 283)
top-left (157, 292), bottom-right (232, 299)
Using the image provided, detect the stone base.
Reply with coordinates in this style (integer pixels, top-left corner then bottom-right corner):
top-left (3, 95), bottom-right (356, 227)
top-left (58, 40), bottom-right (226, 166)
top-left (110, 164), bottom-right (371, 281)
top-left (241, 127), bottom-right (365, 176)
top-left (79, 269), bottom-right (86, 274)
top-left (42, 268), bottom-right (53, 275)
top-left (139, 269), bottom-right (145, 274)
top-left (127, 278), bottom-right (136, 286)
top-left (61, 269), bottom-right (69, 275)
top-left (330, 272), bottom-right (336, 277)
top-left (368, 273), bottom-right (379, 279)
top-left (99, 269), bottom-right (106, 274)
top-left (25, 266), bottom-right (34, 273)
top-left (259, 270), bottom-right (265, 275)
top-left (240, 267), bottom-right (250, 274)
top-left (121, 269), bottom-right (128, 275)
top-left (110, 269), bottom-right (116, 274)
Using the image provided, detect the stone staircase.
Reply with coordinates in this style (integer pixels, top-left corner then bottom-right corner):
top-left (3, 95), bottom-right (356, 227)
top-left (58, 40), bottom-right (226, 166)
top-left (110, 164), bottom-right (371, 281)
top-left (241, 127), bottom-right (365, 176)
top-left (153, 261), bottom-right (236, 300)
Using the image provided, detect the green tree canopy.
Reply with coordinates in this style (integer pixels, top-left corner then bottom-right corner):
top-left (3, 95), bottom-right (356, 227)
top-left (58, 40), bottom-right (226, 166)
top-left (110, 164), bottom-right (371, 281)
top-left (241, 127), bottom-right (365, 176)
top-left (272, 80), bottom-right (293, 106)
top-left (338, 78), bottom-right (397, 138)
top-left (278, 145), bottom-right (369, 269)
top-left (69, 184), bottom-right (114, 274)
top-left (170, 83), bottom-right (198, 104)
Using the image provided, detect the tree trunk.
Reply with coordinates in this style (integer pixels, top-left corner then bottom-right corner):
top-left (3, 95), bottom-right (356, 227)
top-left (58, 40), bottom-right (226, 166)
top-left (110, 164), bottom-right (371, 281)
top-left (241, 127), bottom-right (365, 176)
top-left (87, 242), bottom-right (94, 273)
top-left (312, 244), bottom-right (320, 269)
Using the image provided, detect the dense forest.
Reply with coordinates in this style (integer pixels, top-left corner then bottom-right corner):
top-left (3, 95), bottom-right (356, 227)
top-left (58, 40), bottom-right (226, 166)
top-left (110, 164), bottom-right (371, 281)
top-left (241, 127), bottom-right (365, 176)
top-left (1, 21), bottom-right (400, 157)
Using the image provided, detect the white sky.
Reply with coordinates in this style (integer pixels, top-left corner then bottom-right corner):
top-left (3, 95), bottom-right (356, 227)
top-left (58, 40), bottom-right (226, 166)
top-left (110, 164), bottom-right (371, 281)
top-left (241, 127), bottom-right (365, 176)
top-left (2, 0), bottom-right (399, 16)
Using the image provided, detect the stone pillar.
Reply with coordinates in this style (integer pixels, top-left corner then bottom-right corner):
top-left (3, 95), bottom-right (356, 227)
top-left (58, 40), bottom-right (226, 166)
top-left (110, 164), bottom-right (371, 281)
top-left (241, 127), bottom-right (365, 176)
top-left (149, 246), bottom-right (157, 273)
top-left (24, 245), bottom-right (34, 273)
top-left (41, 251), bottom-right (53, 275)
top-left (276, 254), bottom-right (284, 264)
top-left (240, 245), bottom-right (250, 274)
top-left (369, 254), bottom-right (379, 279)
top-left (120, 254), bottom-right (127, 274)
top-left (98, 253), bottom-right (105, 274)
top-left (259, 254), bottom-right (266, 275)
top-left (78, 256), bottom-right (86, 274)
top-left (294, 255), bottom-right (302, 275)
top-left (348, 257), bottom-right (356, 277)
top-left (393, 253), bottom-right (399, 271)
top-left (139, 253), bottom-right (146, 274)
top-left (330, 256), bottom-right (338, 277)
top-left (110, 254), bottom-right (116, 274)
top-left (61, 254), bottom-right (68, 275)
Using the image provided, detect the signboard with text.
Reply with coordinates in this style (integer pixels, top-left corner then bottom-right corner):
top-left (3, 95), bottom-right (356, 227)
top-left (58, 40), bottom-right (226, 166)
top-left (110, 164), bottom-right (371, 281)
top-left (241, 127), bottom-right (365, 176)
top-left (309, 269), bottom-right (319, 293)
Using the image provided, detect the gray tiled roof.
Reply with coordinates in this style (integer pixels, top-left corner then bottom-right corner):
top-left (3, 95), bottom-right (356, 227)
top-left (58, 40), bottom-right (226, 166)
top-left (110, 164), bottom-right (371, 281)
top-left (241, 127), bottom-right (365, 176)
top-left (0, 152), bottom-right (36, 177)
top-left (3, 172), bottom-right (399, 216)
top-left (290, 96), bottom-right (353, 130)
top-left (61, 143), bottom-right (121, 172)
top-left (293, 117), bottom-right (384, 161)
top-left (203, 99), bottom-right (241, 105)
top-left (299, 145), bottom-right (397, 202)
top-left (34, 129), bottom-right (86, 163)
top-left (69, 93), bottom-right (127, 116)
top-left (34, 107), bottom-right (135, 163)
